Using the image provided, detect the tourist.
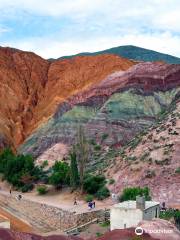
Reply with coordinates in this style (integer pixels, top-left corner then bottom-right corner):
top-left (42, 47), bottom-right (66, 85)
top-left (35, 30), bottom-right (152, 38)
top-left (9, 188), bottom-right (12, 195)
top-left (18, 194), bottom-right (22, 200)
top-left (74, 197), bottom-right (78, 205)
top-left (88, 201), bottom-right (93, 210)
top-left (92, 201), bottom-right (96, 209)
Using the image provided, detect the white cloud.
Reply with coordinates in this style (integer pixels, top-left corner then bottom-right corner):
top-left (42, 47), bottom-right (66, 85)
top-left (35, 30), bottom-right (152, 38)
top-left (0, 0), bottom-right (106, 17)
top-left (0, 0), bottom-right (180, 58)
top-left (153, 10), bottom-right (180, 32)
top-left (0, 25), bottom-right (10, 35)
top-left (3, 31), bottom-right (180, 59)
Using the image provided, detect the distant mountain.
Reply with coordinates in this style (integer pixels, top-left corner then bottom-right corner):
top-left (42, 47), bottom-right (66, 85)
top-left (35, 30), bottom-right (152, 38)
top-left (54, 45), bottom-right (180, 64)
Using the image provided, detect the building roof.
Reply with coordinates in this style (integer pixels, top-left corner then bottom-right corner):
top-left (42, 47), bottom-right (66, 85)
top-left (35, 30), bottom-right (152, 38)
top-left (112, 201), bottom-right (159, 211)
top-left (0, 214), bottom-right (9, 223)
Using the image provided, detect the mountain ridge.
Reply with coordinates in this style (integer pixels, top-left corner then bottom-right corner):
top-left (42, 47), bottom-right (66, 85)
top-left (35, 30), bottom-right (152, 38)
top-left (52, 45), bottom-right (180, 64)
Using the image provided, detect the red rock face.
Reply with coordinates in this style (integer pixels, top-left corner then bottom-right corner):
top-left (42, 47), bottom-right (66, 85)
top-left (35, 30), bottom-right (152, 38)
top-left (66, 62), bottom-right (180, 106)
top-left (0, 47), bottom-right (49, 150)
top-left (0, 47), bottom-right (134, 150)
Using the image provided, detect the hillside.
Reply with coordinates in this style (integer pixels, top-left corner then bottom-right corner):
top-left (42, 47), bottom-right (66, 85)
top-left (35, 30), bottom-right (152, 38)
top-left (0, 46), bottom-right (134, 150)
top-left (20, 62), bottom-right (180, 163)
top-left (106, 99), bottom-right (180, 206)
top-left (0, 45), bottom-right (180, 207)
top-left (57, 45), bottom-right (180, 64)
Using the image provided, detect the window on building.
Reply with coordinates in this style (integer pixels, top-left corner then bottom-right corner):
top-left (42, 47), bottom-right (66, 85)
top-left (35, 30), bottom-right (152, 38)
top-left (155, 208), bottom-right (158, 218)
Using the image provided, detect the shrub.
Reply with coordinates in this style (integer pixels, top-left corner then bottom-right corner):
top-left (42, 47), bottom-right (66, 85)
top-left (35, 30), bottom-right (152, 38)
top-left (94, 145), bottom-right (101, 151)
top-left (89, 139), bottom-right (96, 145)
top-left (41, 160), bottom-right (48, 168)
top-left (37, 185), bottom-right (48, 195)
top-left (21, 183), bottom-right (34, 193)
top-left (49, 161), bottom-right (70, 188)
top-left (85, 194), bottom-right (94, 202)
top-left (155, 159), bottom-right (170, 165)
top-left (100, 221), bottom-right (110, 227)
top-left (129, 137), bottom-right (141, 150)
top-left (109, 178), bottom-right (115, 185)
top-left (140, 152), bottom-right (150, 161)
top-left (96, 232), bottom-right (102, 237)
top-left (127, 156), bottom-right (137, 161)
top-left (83, 174), bottom-right (106, 195)
top-left (160, 209), bottom-right (180, 220)
top-left (0, 148), bottom-right (43, 189)
top-left (175, 167), bottom-right (180, 174)
top-left (101, 133), bottom-right (108, 141)
top-left (145, 170), bottom-right (156, 178)
top-left (95, 187), bottom-right (110, 200)
top-left (119, 187), bottom-right (151, 202)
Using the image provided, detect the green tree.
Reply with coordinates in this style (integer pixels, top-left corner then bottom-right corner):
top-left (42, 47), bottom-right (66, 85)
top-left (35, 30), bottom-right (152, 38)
top-left (0, 148), bottom-right (43, 190)
top-left (74, 126), bottom-right (90, 193)
top-left (83, 174), bottom-right (106, 194)
top-left (49, 161), bottom-right (70, 189)
top-left (70, 149), bottom-right (79, 190)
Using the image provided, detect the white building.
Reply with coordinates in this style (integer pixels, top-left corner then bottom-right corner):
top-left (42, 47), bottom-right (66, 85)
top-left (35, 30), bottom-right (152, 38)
top-left (110, 196), bottom-right (160, 230)
top-left (0, 214), bottom-right (10, 229)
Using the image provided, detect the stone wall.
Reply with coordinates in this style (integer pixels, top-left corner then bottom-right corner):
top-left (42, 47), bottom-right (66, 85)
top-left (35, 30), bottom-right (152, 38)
top-left (0, 192), bottom-right (104, 233)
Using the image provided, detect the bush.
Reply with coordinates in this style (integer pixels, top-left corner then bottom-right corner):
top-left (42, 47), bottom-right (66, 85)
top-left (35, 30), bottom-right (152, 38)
top-left (175, 167), bottom-right (180, 174)
top-left (41, 160), bottom-right (48, 168)
top-left (100, 221), bottom-right (110, 227)
top-left (129, 137), bottom-right (141, 150)
top-left (160, 209), bottom-right (180, 220)
top-left (37, 185), bottom-right (48, 195)
top-left (95, 187), bottom-right (110, 200)
top-left (21, 183), bottom-right (34, 193)
top-left (145, 170), bottom-right (156, 178)
top-left (94, 145), bottom-right (101, 151)
top-left (85, 194), bottom-right (94, 202)
top-left (83, 174), bottom-right (106, 194)
top-left (155, 159), bottom-right (170, 165)
top-left (49, 161), bottom-right (70, 188)
top-left (109, 178), bottom-right (115, 185)
top-left (101, 133), bottom-right (108, 141)
top-left (96, 232), bottom-right (102, 237)
top-left (89, 139), bottom-right (96, 145)
top-left (0, 148), bottom-right (43, 189)
top-left (140, 152), bottom-right (150, 161)
top-left (119, 187), bottom-right (151, 202)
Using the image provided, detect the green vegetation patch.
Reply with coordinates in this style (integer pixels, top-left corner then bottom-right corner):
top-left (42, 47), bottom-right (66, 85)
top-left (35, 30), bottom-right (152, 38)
top-left (119, 187), bottom-right (151, 202)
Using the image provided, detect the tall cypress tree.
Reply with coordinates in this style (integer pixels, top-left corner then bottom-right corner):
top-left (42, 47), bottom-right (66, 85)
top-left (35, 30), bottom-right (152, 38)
top-left (70, 149), bottom-right (79, 190)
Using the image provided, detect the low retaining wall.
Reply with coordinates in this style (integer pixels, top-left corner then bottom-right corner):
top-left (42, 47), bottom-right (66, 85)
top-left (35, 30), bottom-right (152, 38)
top-left (0, 192), bottom-right (104, 232)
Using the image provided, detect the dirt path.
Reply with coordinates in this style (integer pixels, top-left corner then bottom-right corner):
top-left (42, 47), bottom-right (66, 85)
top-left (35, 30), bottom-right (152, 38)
top-left (0, 207), bottom-right (34, 233)
top-left (0, 188), bottom-right (113, 214)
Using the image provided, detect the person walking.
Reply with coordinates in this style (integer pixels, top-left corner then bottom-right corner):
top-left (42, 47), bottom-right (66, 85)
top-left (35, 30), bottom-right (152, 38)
top-left (74, 197), bottom-right (78, 205)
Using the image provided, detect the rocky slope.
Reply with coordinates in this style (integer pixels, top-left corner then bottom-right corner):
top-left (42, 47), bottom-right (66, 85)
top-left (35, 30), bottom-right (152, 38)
top-left (106, 100), bottom-right (180, 206)
top-left (0, 46), bottom-right (134, 151)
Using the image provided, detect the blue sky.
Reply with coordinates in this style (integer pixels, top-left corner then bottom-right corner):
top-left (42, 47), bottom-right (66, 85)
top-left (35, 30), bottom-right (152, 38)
top-left (0, 0), bottom-right (180, 58)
